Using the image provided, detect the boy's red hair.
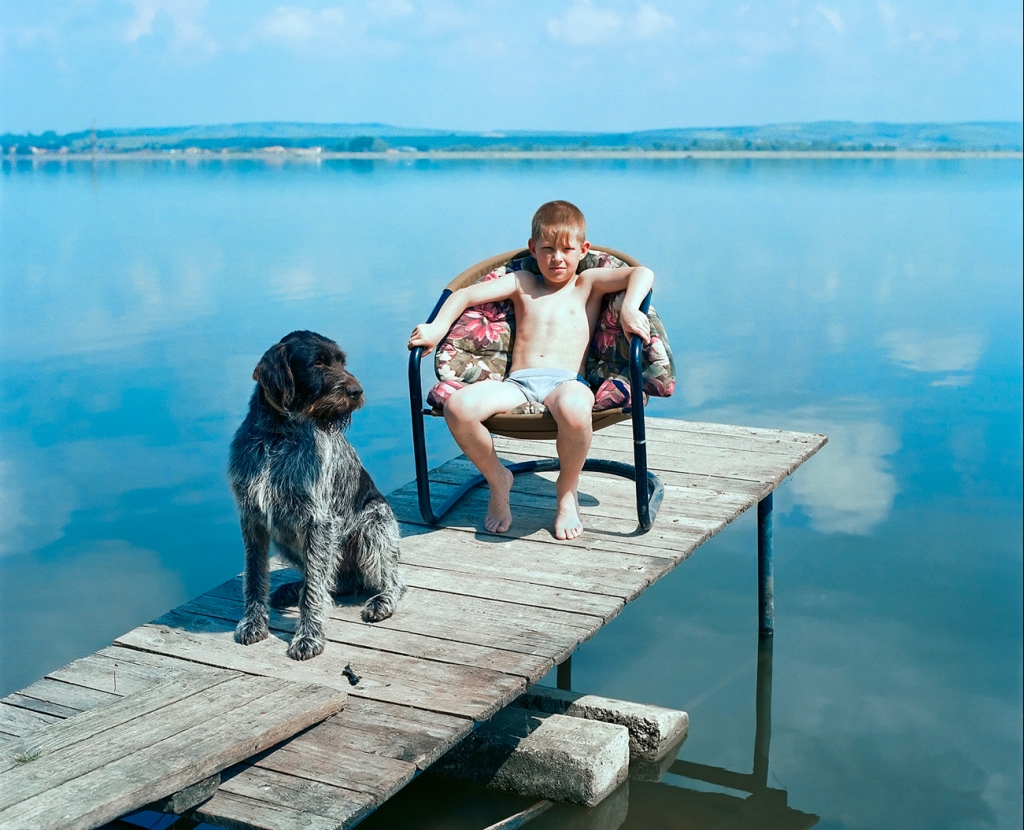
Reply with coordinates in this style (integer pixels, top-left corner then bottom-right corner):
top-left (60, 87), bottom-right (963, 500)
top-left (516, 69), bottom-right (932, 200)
top-left (531, 200), bottom-right (587, 246)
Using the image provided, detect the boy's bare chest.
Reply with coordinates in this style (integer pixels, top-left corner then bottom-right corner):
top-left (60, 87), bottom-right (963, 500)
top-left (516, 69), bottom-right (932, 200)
top-left (516, 283), bottom-right (592, 332)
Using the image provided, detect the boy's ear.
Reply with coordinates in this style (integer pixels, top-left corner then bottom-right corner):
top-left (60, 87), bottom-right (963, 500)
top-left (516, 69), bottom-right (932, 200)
top-left (527, 238), bottom-right (537, 256)
top-left (580, 240), bottom-right (591, 257)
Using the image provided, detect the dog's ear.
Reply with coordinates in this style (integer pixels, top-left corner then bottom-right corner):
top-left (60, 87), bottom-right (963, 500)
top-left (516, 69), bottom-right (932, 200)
top-left (253, 343), bottom-right (295, 413)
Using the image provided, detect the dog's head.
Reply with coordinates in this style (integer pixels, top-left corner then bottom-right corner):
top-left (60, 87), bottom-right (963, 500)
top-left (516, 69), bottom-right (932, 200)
top-left (253, 331), bottom-right (364, 424)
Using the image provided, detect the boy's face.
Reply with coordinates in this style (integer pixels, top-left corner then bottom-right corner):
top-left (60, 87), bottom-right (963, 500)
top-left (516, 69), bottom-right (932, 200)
top-left (528, 231), bottom-right (590, 285)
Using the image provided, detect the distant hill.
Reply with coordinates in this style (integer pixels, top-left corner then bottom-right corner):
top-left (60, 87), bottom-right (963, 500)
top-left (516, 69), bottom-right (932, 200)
top-left (3, 121), bottom-right (1021, 154)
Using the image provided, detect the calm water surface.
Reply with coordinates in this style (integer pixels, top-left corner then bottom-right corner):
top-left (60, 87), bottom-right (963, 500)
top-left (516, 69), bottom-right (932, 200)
top-left (1, 157), bottom-right (1021, 829)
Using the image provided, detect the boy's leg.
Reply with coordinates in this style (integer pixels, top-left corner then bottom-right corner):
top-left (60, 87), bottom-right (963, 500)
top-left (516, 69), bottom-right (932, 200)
top-left (444, 380), bottom-right (528, 533)
top-left (543, 380), bottom-right (595, 540)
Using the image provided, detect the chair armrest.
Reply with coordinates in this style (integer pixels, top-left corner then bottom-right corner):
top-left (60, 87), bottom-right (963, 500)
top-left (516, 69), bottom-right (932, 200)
top-left (627, 290), bottom-right (653, 411)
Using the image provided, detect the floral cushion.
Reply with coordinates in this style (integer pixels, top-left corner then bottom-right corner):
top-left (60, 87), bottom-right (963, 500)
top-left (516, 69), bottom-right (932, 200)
top-left (426, 251), bottom-right (675, 413)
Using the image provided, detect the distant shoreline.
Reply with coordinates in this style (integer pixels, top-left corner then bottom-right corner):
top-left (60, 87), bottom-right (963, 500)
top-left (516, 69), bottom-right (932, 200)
top-left (4, 148), bottom-right (1022, 163)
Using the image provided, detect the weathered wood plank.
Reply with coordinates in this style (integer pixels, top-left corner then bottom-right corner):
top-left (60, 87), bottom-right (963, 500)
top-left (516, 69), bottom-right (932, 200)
top-left (0, 667), bottom-right (234, 776)
top-left (45, 651), bottom-right (172, 698)
top-left (400, 530), bottom-right (665, 601)
top-left (187, 583), bottom-right (553, 679)
top-left (325, 697), bottom-right (472, 769)
top-left (222, 576), bottom-right (588, 671)
top-left (329, 585), bottom-right (600, 662)
top-left (495, 434), bottom-right (811, 485)
top-left (642, 418), bottom-right (827, 447)
top-left (202, 769), bottom-right (371, 830)
top-left (7, 679), bottom-right (121, 718)
top-left (423, 456), bottom-right (759, 519)
top-left (0, 703), bottom-right (60, 738)
top-left (0, 676), bottom-right (347, 830)
top-left (115, 612), bottom-right (526, 720)
top-left (251, 729), bottom-right (416, 796)
top-left (390, 486), bottom-right (717, 558)
top-left (402, 564), bottom-right (625, 621)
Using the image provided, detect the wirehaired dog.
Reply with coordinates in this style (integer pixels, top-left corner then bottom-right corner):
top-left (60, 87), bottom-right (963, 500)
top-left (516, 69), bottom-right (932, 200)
top-left (229, 330), bottom-right (405, 661)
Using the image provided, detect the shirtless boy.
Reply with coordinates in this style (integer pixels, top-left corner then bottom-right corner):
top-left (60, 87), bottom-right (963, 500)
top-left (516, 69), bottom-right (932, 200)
top-left (408, 201), bottom-right (653, 540)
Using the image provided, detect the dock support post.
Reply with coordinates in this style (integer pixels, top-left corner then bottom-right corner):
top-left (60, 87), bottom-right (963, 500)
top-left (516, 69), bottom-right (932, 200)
top-left (758, 493), bottom-right (774, 635)
top-left (557, 655), bottom-right (572, 691)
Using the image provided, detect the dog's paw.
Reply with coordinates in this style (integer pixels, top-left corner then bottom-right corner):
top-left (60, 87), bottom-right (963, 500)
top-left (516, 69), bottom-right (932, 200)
top-left (361, 593), bottom-right (396, 623)
top-left (234, 614), bottom-right (269, 645)
top-left (286, 634), bottom-right (324, 661)
top-left (270, 581), bottom-right (302, 608)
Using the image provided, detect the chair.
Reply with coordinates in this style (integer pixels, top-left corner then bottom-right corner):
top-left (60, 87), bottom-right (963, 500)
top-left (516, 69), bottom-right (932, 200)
top-left (408, 246), bottom-right (675, 532)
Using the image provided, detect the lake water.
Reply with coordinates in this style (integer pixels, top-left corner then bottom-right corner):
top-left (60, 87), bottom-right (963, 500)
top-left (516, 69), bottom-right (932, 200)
top-left (0, 157), bottom-right (1021, 830)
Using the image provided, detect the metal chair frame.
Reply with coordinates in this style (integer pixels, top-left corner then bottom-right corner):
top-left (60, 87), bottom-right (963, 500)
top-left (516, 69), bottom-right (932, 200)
top-left (408, 247), bottom-right (664, 533)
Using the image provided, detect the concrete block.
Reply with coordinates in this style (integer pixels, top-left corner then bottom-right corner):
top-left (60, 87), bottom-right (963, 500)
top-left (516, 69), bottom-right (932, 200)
top-left (433, 707), bottom-right (629, 807)
top-left (515, 685), bottom-right (688, 761)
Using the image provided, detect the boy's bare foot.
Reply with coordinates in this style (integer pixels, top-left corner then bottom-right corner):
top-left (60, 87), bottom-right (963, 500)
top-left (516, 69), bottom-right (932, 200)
top-left (484, 466), bottom-right (514, 533)
top-left (554, 489), bottom-right (584, 540)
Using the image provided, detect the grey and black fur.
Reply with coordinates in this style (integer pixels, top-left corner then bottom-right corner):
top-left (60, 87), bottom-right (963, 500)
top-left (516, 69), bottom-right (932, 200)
top-left (228, 330), bottom-right (404, 661)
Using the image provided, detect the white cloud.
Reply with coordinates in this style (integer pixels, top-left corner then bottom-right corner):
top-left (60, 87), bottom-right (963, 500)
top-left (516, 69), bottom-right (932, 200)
top-left (256, 5), bottom-right (347, 45)
top-left (547, 1), bottom-right (673, 46)
top-left (877, 2), bottom-right (897, 30)
top-left (816, 4), bottom-right (845, 33)
top-left (632, 3), bottom-right (675, 40)
top-left (120, 0), bottom-right (217, 53)
top-left (367, 0), bottom-right (415, 19)
top-left (878, 330), bottom-right (987, 374)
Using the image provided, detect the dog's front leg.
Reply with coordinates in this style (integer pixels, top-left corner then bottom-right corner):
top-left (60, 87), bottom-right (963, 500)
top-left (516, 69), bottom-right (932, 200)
top-left (287, 522), bottom-right (333, 661)
top-left (235, 511), bottom-right (271, 646)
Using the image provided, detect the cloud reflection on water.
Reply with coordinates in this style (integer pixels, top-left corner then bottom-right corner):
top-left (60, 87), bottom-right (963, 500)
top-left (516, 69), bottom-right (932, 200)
top-left (879, 329), bottom-right (987, 376)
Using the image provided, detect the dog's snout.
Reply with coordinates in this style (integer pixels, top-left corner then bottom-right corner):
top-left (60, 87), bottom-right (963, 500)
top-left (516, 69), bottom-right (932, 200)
top-left (345, 379), bottom-right (363, 399)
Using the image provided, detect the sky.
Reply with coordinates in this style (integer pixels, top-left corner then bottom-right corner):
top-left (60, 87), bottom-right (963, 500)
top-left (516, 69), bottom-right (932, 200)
top-left (0, 0), bottom-right (1021, 135)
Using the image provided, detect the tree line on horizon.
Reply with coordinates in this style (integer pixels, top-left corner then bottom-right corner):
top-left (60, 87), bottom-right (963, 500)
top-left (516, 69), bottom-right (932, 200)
top-left (3, 122), bottom-right (1021, 155)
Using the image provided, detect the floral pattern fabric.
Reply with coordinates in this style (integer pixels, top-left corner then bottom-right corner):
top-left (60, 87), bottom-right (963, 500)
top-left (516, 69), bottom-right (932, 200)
top-left (426, 251), bottom-right (675, 413)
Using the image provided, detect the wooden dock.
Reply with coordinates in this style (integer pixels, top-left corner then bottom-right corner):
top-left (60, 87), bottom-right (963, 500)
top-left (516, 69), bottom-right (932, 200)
top-left (0, 417), bottom-right (825, 830)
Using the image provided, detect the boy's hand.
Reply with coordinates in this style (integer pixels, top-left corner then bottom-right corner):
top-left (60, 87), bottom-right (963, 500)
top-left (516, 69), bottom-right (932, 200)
top-left (620, 307), bottom-right (651, 344)
top-left (408, 322), bottom-right (443, 352)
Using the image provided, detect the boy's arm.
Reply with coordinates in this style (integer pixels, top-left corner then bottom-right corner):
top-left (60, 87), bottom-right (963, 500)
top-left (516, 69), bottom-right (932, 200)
top-left (586, 265), bottom-right (655, 344)
top-left (408, 272), bottom-right (518, 352)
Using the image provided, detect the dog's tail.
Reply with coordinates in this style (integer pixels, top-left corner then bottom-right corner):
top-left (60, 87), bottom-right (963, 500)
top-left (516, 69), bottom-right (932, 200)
top-left (351, 498), bottom-right (406, 622)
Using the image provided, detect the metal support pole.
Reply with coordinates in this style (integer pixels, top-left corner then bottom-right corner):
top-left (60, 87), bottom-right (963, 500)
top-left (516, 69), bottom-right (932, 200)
top-left (556, 655), bottom-right (572, 691)
top-left (758, 493), bottom-right (774, 635)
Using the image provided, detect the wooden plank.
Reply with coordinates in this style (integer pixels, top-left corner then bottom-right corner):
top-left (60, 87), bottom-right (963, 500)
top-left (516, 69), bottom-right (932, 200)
top-left (402, 564), bottom-right (625, 621)
top-left (389, 486), bottom-right (718, 558)
top-left (0, 679), bottom-right (348, 826)
top-left (1, 680), bottom-right (119, 720)
top-left (191, 574), bottom-right (600, 665)
top-left (0, 678), bottom-right (346, 830)
top-left (201, 769), bottom-right (372, 830)
top-left (0, 703), bottom-right (60, 738)
top-left (251, 729), bottom-right (416, 796)
top-left (425, 456), bottom-right (759, 517)
top-left (187, 584), bottom-right (553, 679)
top-left (0, 667), bottom-right (234, 776)
top-left (114, 612), bottom-right (526, 720)
top-left (327, 585), bottom-right (600, 661)
top-left (325, 697), bottom-right (471, 769)
top-left (496, 434), bottom-right (811, 485)
top-left (400, 529), bottom-right (666, 600)
top-left (1, 693), bottom-right (77, 721)
top-left (45, 651), bottom-right (172, 697)
top-left (642, 418), bottom-right (828, 447)
top-left (197, 697), bottom-right (473, 830)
